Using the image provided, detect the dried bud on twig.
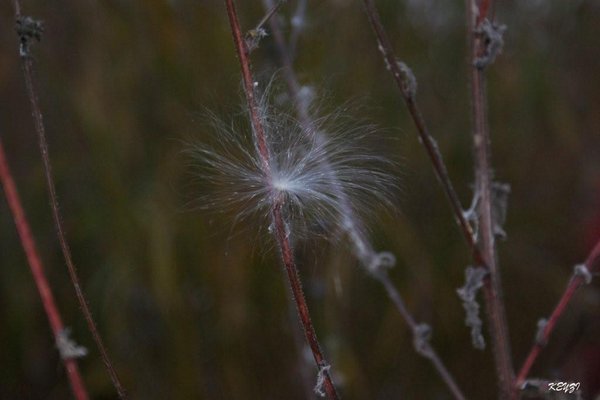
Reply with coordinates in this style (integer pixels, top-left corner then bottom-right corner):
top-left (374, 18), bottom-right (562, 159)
top-left (56, 328), bottom-right (88, 360)
top-left (15, 16), bottom-right (43, 57)
top-left (473, 19), bottom-right (507, 69)
top-left (457, 266), bottom-right (488, 349)
top-left (573, 263), bottom-right (592, 284)
top-left (397, 61), bottom-right (417, 99)
top-left (245, 28), bottom-right (268, 52)
top-left (534, 318), bottom-right (548, 346)
top-left (492, 182), bottom-right (510, 240)
top-left (314, 364), bottom-right (331, 398)
top-left (413, 323), bottom-right (433, 358)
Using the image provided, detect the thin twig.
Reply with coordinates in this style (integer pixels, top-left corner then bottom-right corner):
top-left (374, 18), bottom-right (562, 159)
top-left (360, 0), bottom-right (480, 261)
top-left (12, 1), bottom-right (127, 398)
top-left (361, 0), bottom-right (515, 397)
top-left (0, 139), bottom-right (89, 400)
top-left (359, 0), bottom-right (497, 345)
top-left (254, 0), bottom-right (285, 34)
top-left (264, 3), bottom-right (466, 399)
top-left (465, 1), bottom-right (514, 398)
top-left (245, 0), bottom-right (286, 52)
top-left (516, 239), bottom-right (600, 388)
top-left (224, 1), bottom-right (339, 398)
top-left (377, 271), bottom-right (467, 400)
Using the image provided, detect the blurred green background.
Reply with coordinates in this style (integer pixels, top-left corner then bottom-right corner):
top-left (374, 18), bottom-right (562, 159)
top-left (1, 0), bottom-right (599, 399)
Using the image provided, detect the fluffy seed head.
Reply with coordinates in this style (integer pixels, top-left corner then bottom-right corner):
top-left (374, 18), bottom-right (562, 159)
top-left (185, 98), bottom-right (399, 243)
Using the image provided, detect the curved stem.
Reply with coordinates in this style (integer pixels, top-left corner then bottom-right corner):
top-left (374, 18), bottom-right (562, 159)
top-left (465, 2), bottom-right (514, 398)
top-left (361, 0), bottom-right (514, 397)
top-left (273, 202), bottom-right (339, 400)
top-left (265, 3), bottom-right (465, 398)
top-left (0, 139), bottom-right (89, 400)
top-left (13, 1), bottom-right (127, 397)
top-left (361, 0), bottom-right (480, 261)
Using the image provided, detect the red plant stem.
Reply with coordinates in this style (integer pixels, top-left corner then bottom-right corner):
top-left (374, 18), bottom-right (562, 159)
top-left (13, 1), bottom-right (127, 398)
top-left (477, 0), bottom-right (492, 25)
top-left (0, 139), bottom-right (89, 400)
top-left (224, 1), bottom-right (339, 398)
top-left (224, 0), bottom-right (271, 173)
top-left (261, 13), bottom-right (317, 396)
top-left (516, 239), bottom-right (600, 388)
top-left (465, 2), bottom-right (515, 399)
top-left (265, 4), bottom-right (465, 399)
top-left (273, 202), bottom-right (338, 400)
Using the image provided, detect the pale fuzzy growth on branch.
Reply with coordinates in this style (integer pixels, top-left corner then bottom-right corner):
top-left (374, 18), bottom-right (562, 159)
top-left (457, 266), bottom-right (488, 350)
top-left (56, 328), bottom-right (88, 360)
top-left (534, 318), bottom-right (548, 346)
top-left (313, 364), bottom-right (331, 398)
top-left (186, 92), bottom-right (399, 246)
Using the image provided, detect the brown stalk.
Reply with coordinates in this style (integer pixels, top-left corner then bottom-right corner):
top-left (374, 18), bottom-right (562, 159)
top-left (0, 139), bottom-right (89, 400)
top-left (13, 1), bottom-right (127, 398)
top-left (516, 238), bottom-right (600, 388)
top-left (224, 0), bottom-right (339, 398)
top-left (361, 0), bottom-right (515, 397)
top-left (465, 1), bottom-right (515, 398)
top-left (361, 0), bottom-right (480, 260)
top-left (263, 3), bottom-right (465, 399)
top-left (260, 9), bottom-right (318, 396)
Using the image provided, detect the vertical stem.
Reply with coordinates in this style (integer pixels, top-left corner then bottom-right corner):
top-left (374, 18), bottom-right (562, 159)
top-left (13, 1), bottom-right (127, 398)
top-left (465, 1), bottom-right (514, 398)
top-left (224, 1), bottom-right (339, 398)
top-left (224, 0), bottom-right (271, 173)
top-left (266, 3), bottom-right (466, 398)
top-left (362, 0), bottom-right (513, 397)
top-left (273, 202), bottom-right (339, 400)
top-left (0, 139), bottom-right (89, 400)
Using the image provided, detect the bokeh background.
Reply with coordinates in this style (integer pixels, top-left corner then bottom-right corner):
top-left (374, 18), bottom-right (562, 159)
top-left (1, 0), bottom-right (599, 399)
